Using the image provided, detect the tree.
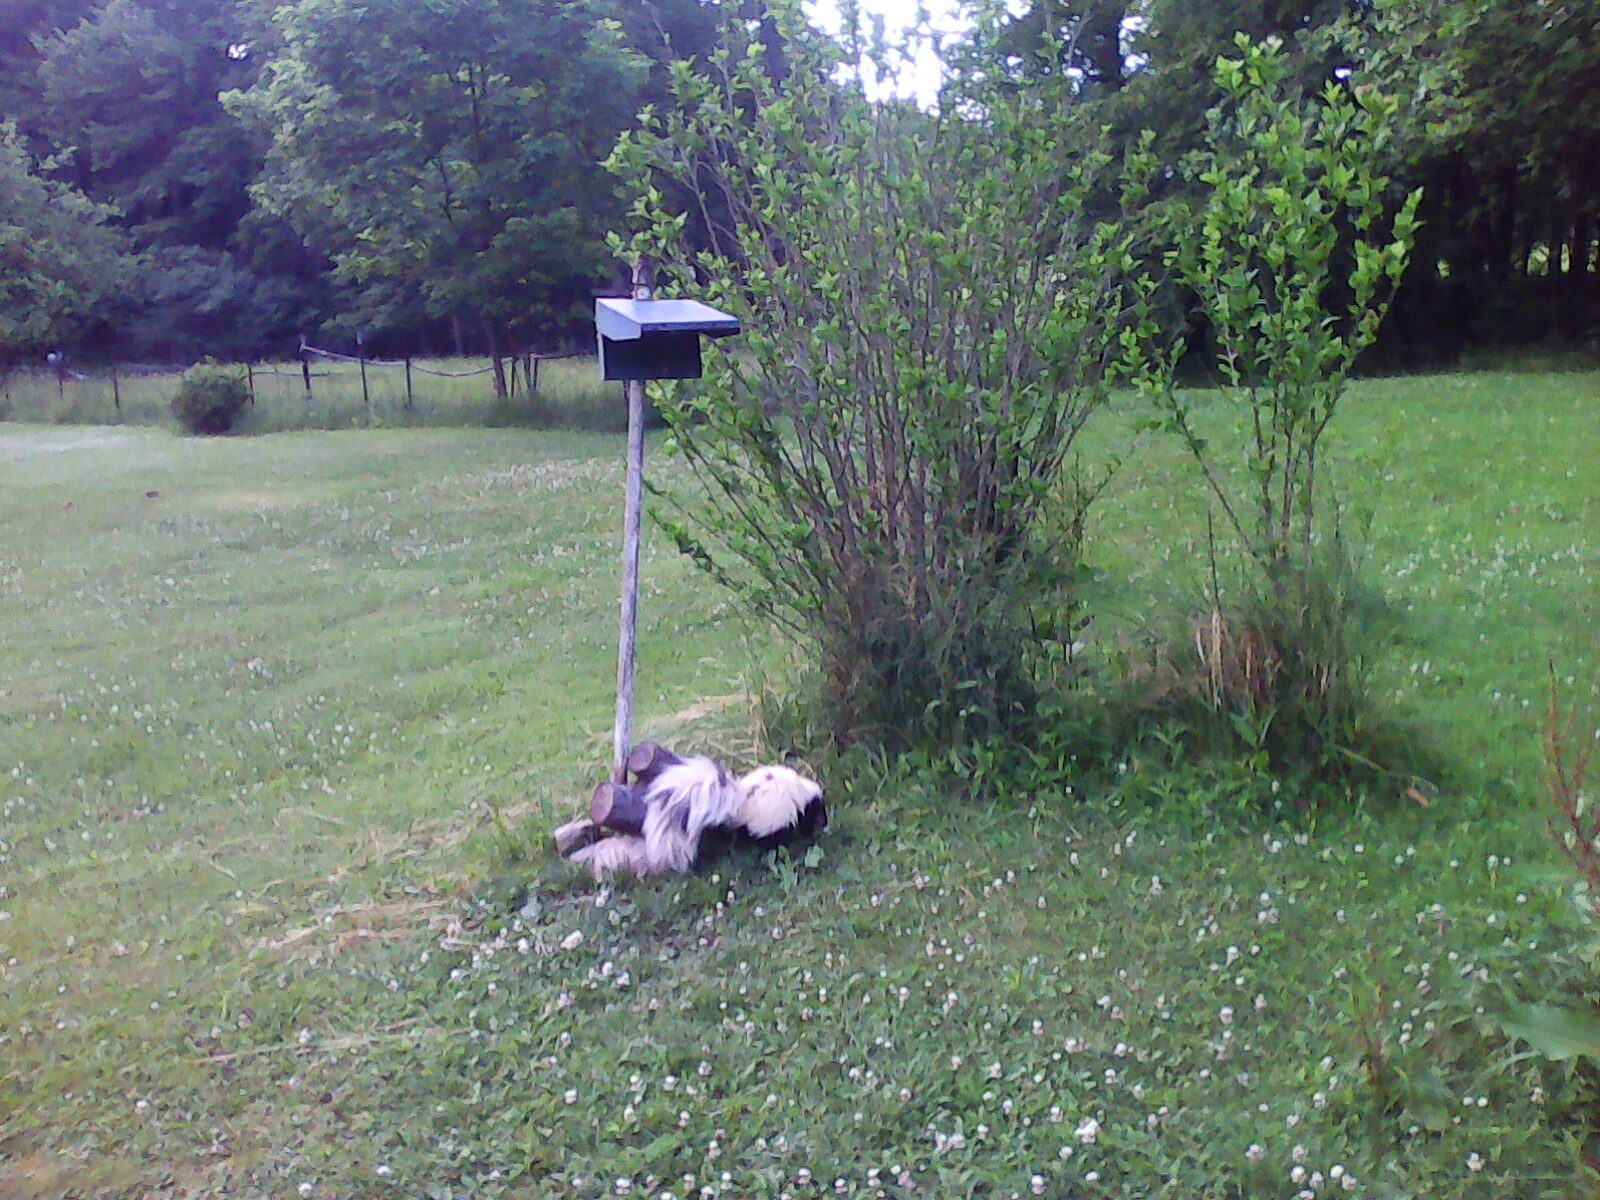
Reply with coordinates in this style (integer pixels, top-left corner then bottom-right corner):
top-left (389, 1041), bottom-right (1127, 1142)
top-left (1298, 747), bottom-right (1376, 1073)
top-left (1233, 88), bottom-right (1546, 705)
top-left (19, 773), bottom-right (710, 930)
top-left (1345, 0), bottom-right (1600, 358)
top-left (990, 0), bottom-right (1132, 95)
top-left (0, 121), bottom-right (136, 365)
top-left (229, 0), bottom-right (647, 390)
top-left (30, 1), bottom-right (265, 252)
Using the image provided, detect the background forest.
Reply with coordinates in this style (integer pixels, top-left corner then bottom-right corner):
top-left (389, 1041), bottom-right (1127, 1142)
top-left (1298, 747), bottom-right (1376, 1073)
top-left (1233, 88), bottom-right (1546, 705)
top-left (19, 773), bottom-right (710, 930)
top-left (1, 0), bottom-right (1596, 376)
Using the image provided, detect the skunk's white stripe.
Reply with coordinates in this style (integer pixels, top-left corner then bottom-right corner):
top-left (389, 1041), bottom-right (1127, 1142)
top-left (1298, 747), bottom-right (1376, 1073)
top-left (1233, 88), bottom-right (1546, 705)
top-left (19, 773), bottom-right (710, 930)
top-left (638, 757), bottom-right (741, 872)
top-left (735, 765), bottom-right (819, 838)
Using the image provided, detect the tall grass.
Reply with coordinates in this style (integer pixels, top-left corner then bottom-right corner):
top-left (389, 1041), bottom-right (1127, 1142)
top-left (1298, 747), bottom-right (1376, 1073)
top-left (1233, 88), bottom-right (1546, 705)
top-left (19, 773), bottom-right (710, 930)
top-left (0, 355), bottom-right (630, 432)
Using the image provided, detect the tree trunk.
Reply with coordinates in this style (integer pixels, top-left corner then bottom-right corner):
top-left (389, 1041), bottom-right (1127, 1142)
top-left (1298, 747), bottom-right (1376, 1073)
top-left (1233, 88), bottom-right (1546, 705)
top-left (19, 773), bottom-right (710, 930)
top-left (1569, 213), bottom-right (1590, 279)
top-left (1083, 1), bottom-right (1126, 92)
top-left (1490, 166), bottom-right (1517, 281)
top-left (485, 323), bottom-right (508, 399)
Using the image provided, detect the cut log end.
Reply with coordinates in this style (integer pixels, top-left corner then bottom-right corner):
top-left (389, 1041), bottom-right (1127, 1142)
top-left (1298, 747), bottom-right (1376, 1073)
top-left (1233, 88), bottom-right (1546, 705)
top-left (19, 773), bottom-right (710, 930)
top-left (625, 740), bottom-right (685, 786)
top-left (590, 780), bottom-right (649, 836)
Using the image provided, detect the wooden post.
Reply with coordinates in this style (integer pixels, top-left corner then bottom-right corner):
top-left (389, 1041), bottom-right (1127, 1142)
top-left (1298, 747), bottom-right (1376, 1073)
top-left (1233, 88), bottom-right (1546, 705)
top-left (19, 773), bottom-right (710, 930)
top-left (404, 356), bottom-right (414, 411)
top-left (613, 255), bottom-right (653, 778)
top-left (110, 363), bottom-right (121, 417)
top-left (299, 337), bottom-right (314, 413)
top-left (244, 361), bottom-right (255, 406)
top-left (357, 330), bottom-right (370, 415)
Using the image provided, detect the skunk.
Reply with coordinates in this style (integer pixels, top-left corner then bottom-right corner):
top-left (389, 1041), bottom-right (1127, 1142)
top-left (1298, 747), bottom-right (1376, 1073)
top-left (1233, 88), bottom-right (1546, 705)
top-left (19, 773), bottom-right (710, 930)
top-left (729, 764), bottom-right (829, 851)
top-left (554, 760), bottom-right (826, 879)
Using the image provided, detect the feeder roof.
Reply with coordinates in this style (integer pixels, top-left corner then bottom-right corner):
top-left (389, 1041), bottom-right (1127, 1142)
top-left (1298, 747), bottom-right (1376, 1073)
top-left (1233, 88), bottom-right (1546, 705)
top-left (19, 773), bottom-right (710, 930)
top-left (595, 298), bottom-right (741, 342)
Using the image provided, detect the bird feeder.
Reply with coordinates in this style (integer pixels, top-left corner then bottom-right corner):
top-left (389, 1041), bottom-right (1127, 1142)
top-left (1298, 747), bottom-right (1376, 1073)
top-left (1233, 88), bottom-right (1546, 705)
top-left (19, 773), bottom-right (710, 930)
top-left (595, 263), bottom-right (741, 780)
top-left (595, 297), bottom-right (741, 381)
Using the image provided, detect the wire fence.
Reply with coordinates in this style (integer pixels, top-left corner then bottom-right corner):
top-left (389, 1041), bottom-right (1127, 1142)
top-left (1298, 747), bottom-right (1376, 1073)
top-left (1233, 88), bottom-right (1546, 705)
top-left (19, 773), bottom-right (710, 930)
top-left (0, 347), bottom-right (625, 433)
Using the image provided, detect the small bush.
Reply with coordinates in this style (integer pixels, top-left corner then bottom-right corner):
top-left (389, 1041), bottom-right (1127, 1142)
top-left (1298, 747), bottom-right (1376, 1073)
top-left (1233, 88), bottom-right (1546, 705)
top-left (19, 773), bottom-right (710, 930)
top-left (170, 362), bottom-right (250, 434)
top-left (1149, 38), bottom-right (1421, 781)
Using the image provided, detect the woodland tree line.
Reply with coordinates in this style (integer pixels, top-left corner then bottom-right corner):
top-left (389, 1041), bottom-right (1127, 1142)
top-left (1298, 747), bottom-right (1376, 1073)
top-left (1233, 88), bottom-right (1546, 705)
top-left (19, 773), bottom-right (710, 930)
top-left (1, 0), bottom-right (1595, 382)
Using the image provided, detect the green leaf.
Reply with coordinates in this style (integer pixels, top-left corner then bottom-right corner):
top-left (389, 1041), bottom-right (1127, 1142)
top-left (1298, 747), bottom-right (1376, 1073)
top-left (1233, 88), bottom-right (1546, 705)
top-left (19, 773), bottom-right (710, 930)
top-left (1501, 1002), bottom-right (1600, 1061)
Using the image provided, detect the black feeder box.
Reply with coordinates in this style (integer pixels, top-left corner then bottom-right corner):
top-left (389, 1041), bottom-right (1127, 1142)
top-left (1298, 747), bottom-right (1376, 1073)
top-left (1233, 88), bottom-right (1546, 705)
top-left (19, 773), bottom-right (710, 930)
top-left (595, 298), bottom-right (741, 382)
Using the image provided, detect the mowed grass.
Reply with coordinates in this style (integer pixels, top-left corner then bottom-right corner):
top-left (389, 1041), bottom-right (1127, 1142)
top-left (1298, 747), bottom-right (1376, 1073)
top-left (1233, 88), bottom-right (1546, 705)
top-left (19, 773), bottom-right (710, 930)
top-left (0, 424), bottom-right (753, 1195)
top-left (0, 368), bottom-right (1596, 1199)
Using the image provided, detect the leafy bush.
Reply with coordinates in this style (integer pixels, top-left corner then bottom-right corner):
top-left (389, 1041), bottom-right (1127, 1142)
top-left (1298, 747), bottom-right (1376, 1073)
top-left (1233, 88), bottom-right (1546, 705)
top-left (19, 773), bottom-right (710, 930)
top-left (609, 4), bottom-right (1159, 751)
top-left (170, 361), bottom-right (250, 434)
top-left (1149, 37), bottom-right (1422, 778)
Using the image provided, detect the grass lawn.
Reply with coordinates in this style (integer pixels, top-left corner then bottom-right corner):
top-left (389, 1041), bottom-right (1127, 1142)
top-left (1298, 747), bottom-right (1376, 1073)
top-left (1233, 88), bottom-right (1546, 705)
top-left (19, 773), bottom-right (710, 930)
top-left (0, 369), bottom-right (1596, 1199)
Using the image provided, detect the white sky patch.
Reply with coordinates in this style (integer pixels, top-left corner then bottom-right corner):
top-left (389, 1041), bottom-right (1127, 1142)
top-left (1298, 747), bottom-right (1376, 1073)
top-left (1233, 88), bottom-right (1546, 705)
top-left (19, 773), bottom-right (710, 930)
top-left (806, 3), bottom-right (1150, 105)
top-left (806, 0), bottom-right (976, 107)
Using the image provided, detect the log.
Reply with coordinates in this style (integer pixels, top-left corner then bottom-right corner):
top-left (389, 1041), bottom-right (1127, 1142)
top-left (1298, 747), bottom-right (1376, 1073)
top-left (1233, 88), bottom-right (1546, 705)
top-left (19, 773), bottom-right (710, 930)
top-left (625, 740), bottom-right (685, 787)
top-left (590, 780), bottom-right (649, 836)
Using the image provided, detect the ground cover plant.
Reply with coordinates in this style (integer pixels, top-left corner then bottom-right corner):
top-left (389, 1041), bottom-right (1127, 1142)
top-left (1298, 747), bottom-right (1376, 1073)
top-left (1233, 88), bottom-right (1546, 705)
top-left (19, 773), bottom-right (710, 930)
top-left (0, 366), bottom-right (1596, 1198)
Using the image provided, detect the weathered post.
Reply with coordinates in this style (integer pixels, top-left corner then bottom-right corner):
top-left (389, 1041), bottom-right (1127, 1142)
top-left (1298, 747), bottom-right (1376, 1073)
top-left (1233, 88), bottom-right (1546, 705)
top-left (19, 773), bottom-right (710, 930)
top-left (404, 356), bottom-right (414, 411)
top-left (110, 362), bottom-right (121, 417)
top-left (593, 264), bottom-right (739, 780)
top-left (47, 350), bottom-right (65, 406)
top-left (613, 256), bottom-right (652, 779)
top-left (299, 336), bottom-right (314, 414)
top-left (357, 329), bottom-right (370, 414)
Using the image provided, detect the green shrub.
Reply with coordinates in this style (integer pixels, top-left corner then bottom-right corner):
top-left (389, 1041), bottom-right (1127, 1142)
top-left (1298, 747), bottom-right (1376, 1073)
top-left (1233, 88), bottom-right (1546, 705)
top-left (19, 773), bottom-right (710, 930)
top-left (610, 3), bottom-right (1159, 751)
top-left (1150, 37), bottom-right (1422, 779)
top-left (170, 362), bottom-right (250, 435)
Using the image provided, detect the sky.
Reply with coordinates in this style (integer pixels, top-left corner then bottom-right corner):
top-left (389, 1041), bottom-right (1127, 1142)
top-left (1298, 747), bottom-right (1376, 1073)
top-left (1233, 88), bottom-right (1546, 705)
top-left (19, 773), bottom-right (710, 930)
top-left (806, 0), bottom-right (977, 107)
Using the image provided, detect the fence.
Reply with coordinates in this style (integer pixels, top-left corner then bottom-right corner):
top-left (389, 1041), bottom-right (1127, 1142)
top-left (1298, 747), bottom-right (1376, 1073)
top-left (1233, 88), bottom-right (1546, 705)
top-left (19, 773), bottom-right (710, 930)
top-left (0, 349), bottom-right (627, 433)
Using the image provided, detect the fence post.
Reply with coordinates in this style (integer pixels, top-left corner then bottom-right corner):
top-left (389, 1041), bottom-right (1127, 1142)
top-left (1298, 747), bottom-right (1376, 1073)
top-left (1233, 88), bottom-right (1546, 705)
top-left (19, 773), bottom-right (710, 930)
top-left (357, 330), bottom-right (370, 415)
top-left (111, 363), bottom-right (121, 418)
top-left (299, 336), bottom-right (315, 414)
top-left (245, 361), bottom-right (255, 406)
top-left (48, 350), bottom-right (65, 406)
top-left (404, 356), bottom-right (414, 411)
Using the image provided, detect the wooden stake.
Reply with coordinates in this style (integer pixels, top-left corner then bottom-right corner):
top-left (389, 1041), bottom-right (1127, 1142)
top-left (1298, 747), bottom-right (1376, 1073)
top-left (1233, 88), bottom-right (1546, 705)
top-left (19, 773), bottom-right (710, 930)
top-left (613, 255), bottom-right (653, 778)
top-left (300, 337), bottom-right (314, 413)
top-left (404, 356), bottom-right (414, 411)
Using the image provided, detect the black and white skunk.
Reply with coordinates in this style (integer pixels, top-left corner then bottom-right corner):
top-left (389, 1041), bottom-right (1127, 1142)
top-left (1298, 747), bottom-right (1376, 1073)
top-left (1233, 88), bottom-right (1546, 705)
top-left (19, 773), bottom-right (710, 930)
top-left (552, 753), bottom-right (827, 879)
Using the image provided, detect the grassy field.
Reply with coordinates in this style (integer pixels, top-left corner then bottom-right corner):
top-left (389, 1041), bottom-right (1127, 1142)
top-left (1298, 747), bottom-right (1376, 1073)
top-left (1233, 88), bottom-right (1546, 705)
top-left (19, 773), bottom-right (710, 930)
top-left (0, 356), bottom-right (629, 433)
top-left (0, 368), bottom-right (1597, 1199)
